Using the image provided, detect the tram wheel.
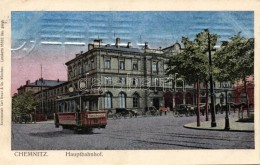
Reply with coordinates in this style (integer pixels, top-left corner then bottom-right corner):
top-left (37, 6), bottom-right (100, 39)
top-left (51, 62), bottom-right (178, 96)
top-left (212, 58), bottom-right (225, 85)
top-left (82, 128), bottom-right (93, 134)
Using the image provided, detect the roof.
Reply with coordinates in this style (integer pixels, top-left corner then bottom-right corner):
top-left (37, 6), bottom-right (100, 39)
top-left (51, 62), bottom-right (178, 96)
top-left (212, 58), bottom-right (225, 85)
top-left (30, 79), bottom-right (66, 87)
top-left (99, 45), bottom-right (143, 53)
top-left (65, 43), bottom-right (168, 65)
top-left (20, 79), bottom-right (66, 88)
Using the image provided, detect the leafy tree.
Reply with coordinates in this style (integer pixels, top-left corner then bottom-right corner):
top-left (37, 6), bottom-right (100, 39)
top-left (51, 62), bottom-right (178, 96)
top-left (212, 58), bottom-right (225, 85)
top-left (213, 33), bottom-right (254, 116)
top-left (12, 91), bottom-right (38, 114)
top-left (167, 29), bottom-right (219, 84)
top-left (166, 29), bottom-right (219, 125)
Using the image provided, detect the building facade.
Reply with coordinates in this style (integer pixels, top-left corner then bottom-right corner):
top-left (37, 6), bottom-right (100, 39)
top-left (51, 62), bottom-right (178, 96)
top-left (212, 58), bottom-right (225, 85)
top-left (27, 38), bottom-right (234, 117)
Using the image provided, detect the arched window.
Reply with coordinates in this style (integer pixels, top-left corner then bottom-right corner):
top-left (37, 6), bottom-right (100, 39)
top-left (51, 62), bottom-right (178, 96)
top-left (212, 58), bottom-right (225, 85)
top-left (133, 93), bottom-right (140, 108)
top-left (220, 93), bottom-right (224, 104)
top-left (228, 93), bottom-right (232, 102)
top-left (240, 92), bottom-right (247, 103)
top-left (175, 92), bottom-right (183, 105)
top-left (105, 92), bottom-right (112, 109)
top-left (71, 100), bottom-right (75, 112)
top-left (185, 92), bottom-right (193, 105)
top-left (64, 102), bottom-right (68, 112)
top-left (119, 92), bottom-right (126, 108)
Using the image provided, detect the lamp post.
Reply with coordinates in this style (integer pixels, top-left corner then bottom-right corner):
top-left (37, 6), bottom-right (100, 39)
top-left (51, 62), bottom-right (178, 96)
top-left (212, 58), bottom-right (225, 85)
top-left (34, 106), bottom-right (36, 124)
top-left (206, 29), bottom-right (217, 127)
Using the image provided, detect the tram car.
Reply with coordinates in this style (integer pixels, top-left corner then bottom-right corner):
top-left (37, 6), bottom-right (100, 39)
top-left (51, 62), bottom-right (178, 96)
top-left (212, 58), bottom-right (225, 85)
top-left (54, 93), bottom-right (107, 133)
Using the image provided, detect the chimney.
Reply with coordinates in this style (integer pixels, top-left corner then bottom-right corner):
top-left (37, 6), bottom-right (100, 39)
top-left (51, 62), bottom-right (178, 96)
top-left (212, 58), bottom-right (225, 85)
top-left (88, 43), bottom-right (94, 50)
top-left (26, 80), bottom-right (30, 85)
top-left (127, 42), bottom-right (132, 48)
top-left (57, 79), bottom-right (60, 82)
top-left (94, 39), bottom-right (102, 48)
top-left (144, 42), bottom-right (148, 49)
top-left (35, 80), bottom-right (38, 85)
top-left (115, 38), bottom-right (120, 47)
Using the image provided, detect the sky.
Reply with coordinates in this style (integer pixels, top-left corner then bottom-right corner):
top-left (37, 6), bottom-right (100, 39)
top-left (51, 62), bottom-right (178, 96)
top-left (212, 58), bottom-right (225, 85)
top-left (11, 11), bottom-right (254, 94)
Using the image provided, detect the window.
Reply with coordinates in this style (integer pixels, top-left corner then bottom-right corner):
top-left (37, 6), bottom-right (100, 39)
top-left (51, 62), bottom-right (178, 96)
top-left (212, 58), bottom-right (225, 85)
top-left (152, 78), bottom-right (159, 86)
top-left (164, 63), bottom-right (168, 71)
top-left (91, 59), bottom-right (95, 70)
top-left (82, 61), bottom-right (86, 73)
top-left (119, 92), bottom-right (126, 108)
top-left (119, 60), bottom-right (125, 70)
top-left (240, 92), bottom-right (247, 103)
top-left (133, 61), bottom-right (138, 70)
top-left (85, 60), bottom-right (88, 72)
top-left (104, 77), bottom-right (112, 85)
top-left (73, 66), bottom-right (77, 77)
top-left (78, 62), bottom-right (82, 75)
top-left (118, 77), bottom-right (126, 84)
top-left (68, 67), bottom-right (72, 78)
top-left (228, 93), bottom-right (232, 102)
top-left (104, 92), bottom-right (112, 108)
top-left (91, 78), bottom-right (95, 86)
top-left (220, 93), bottom-right (224, 104)
top-left (133, 78), bottom-right (139, 85)
top-left (152, 61), bottom-right (158, 72)
top-left (133, 93), bottom-right (139, 108)
top-left (104, 59), bottom-right (111, 69)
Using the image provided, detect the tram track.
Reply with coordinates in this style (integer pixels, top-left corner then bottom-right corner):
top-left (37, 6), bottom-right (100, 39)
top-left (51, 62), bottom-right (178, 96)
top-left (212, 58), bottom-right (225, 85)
top-left (96, 130), bottom-right (253, 149)
top-left (107, 129), bottom-right (254, 143)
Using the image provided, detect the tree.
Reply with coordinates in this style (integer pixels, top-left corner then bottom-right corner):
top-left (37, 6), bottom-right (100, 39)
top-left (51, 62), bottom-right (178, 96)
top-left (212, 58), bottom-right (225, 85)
top-left (12, 91), bottom-right (38, 114)
top-left (166, 29), bottom-right (219, 126)
top-left (213, 33), bottom-right (254, 116)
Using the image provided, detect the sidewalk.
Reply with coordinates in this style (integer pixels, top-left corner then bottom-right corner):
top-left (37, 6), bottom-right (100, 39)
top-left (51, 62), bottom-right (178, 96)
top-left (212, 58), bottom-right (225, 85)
top-left (184, 117), bottom-right (254, 132)
top-left (36, 120), bottom-right (54, 124)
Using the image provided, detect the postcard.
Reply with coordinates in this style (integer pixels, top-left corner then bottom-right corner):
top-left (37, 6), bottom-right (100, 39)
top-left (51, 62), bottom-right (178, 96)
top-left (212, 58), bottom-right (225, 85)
top-left (0, 0), bottom-right (259, 164)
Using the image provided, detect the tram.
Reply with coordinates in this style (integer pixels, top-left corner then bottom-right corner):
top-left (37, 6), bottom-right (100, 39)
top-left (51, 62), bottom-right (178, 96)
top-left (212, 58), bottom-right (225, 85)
top-left (54, 91), bottom-right (107, 133)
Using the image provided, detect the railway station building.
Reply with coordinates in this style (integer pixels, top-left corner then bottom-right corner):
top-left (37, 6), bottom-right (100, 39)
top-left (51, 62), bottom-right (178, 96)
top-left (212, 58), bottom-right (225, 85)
top-left (33, 38), bottom-right (234, 117)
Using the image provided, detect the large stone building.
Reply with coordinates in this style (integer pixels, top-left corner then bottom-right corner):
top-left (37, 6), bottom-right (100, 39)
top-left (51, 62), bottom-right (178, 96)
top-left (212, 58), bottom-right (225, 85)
top-left (17, 79), bottom-right (65, 94)
top-left (31, 38), bottom-right (234, 117)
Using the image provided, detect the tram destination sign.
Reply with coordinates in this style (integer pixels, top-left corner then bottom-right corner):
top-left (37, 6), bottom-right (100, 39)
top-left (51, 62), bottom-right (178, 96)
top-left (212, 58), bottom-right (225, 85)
top-left (87, 113), bottom-right (106, 118)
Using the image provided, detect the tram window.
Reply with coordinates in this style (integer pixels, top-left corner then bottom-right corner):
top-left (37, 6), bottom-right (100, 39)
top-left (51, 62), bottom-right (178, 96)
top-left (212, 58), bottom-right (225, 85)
top-left (65, 102), bottom-right (68, 112)
top-left (58, 105), bottom-right (62, 112)
top-left (68, 102), bottom-right (71, 112)
top-left (71, 102), bottom-right (74, 112)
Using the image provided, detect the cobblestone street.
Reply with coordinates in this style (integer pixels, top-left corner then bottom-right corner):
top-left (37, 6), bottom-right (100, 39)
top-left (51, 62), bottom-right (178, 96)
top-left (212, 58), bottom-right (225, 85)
top-left (12, 114), bottom-right (254, 150)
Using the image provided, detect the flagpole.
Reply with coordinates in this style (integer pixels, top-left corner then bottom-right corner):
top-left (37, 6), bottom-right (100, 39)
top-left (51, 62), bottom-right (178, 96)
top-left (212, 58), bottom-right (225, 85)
top-left (41, 64), bottom-right (43, 114)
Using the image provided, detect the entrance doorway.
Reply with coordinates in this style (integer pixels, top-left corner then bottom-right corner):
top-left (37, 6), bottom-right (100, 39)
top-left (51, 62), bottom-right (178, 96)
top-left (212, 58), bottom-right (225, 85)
top-left (175, 92), bottom-right (183, 105)
top-left (153, 98), bottom-right (160, 110)
top-left (164, 91), bottom-right (173, 110)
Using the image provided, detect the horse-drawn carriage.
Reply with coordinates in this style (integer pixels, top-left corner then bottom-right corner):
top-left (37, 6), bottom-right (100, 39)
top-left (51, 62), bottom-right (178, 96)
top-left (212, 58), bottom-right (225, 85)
top-left (111, 108), bottom-right (138, 119)
top-left (13, 113), bottom-right (32, 124)
top-left (173, 104), bottom-right (195, 117)
top-left (142, 106), bottom-right (160, 116)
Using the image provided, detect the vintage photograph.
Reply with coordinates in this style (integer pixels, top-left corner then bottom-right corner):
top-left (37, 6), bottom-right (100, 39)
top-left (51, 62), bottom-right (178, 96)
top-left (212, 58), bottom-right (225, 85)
top-left (11, 11), bottom-right (254, 150)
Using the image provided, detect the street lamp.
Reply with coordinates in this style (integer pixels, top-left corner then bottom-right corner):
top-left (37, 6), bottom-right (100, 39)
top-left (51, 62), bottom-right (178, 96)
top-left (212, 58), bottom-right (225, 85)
top-left (223, 82), bottom-right (231, 130)
top-left (206, 29), bottom-right (217, 127)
